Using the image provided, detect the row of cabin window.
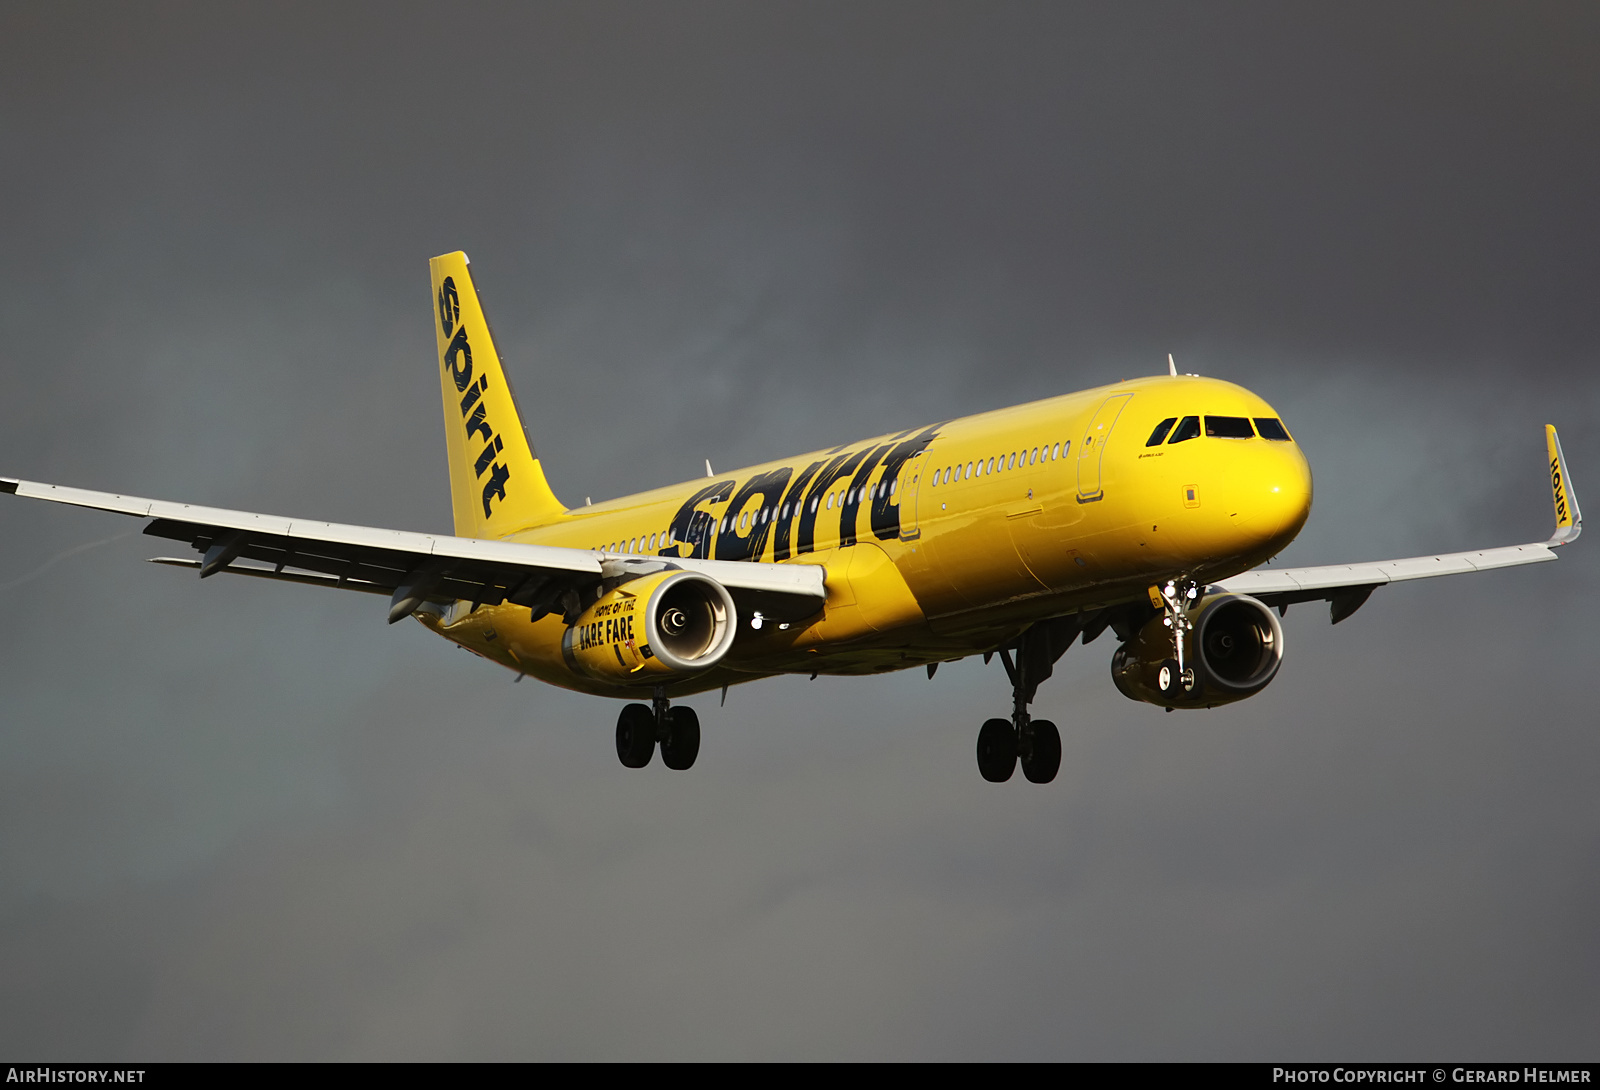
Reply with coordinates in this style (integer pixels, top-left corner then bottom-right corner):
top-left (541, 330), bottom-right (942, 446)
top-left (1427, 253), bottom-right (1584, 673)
top-left (594, 529), bottom-right (677, 555)
top-left (716, 478), bottom-right (899, 535)
top-left (1145, 416), bottom-right (1293, 446)
top-left (590, 476), bottom-right (905, 555)
top-left (930, 441), bottom-right (1069, 488)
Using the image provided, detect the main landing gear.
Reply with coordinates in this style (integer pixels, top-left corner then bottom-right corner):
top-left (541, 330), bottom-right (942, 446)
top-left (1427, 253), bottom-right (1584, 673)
top-left (616, 688), bottom-right (701, 770)
top-left (975, 615), bottom-right (1085, 784)
top-left (976, 715), bottom-right (1060, 784)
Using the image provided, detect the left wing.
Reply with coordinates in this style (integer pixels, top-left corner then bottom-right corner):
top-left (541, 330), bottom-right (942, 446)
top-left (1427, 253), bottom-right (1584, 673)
top-left (1216, 425), bottom-right (1582, 622)
top-left (0, 478), bottom-right (826, 624)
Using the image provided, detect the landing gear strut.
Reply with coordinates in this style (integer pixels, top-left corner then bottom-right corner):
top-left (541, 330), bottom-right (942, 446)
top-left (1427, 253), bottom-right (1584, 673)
top-left (616, 688), bottom-right (700, 770)
top-left (1154, 577), bottom-right (1201, 698)
top-left (976, 617), bottom-right (1081, 784)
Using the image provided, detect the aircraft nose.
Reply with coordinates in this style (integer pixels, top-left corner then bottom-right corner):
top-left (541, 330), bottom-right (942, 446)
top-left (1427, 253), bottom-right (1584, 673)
top-left (1229, 444), bottom-right (1313, 550)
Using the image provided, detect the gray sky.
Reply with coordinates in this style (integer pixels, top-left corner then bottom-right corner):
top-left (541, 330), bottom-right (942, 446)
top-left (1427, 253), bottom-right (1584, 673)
top-left (1, 1), bottom-right (1597, 1059)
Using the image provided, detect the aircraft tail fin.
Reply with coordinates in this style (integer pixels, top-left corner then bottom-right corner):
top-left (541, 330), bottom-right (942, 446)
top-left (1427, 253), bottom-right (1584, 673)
top-left (429, 252), bottom-right (566, 539)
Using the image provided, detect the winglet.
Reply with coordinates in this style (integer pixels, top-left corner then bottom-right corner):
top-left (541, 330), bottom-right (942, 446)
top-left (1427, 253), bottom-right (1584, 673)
top-left (1546, 425), bottom-right (1582, 546)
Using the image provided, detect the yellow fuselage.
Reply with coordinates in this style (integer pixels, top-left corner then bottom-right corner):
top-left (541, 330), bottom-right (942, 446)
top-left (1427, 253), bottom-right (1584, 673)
top-left (421, 375), bottom-right (1312, 697)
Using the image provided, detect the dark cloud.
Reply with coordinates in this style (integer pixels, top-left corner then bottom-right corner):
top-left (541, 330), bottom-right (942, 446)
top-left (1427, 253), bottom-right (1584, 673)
top-left (1, 1), bottom-right (1597, 1058)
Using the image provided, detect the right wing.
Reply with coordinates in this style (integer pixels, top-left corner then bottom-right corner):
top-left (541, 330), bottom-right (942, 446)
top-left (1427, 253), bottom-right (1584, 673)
top-left (0, 478), bottom-right (826, 624)
top-left (1216, 425), bottom-right (1582, 623)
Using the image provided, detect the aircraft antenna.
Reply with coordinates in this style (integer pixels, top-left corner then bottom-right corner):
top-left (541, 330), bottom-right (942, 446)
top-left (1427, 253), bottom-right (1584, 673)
top-left (705, 459), bottom-right (715, 478)
top-left (1168, 353), bottom-right (1178, 377)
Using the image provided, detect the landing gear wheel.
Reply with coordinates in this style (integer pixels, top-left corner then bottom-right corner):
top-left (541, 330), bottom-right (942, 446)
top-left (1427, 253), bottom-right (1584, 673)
top-left (1021, 719), bottom-right (1061, 784)
top-left (976, 718), bottom-right (1017, 782)
top-left (660, 706), bottom-right (701, 771)
top-left (1157, 658), bottom-right (1183, 698)
top-left (616, 703), bottom-right (656, 768)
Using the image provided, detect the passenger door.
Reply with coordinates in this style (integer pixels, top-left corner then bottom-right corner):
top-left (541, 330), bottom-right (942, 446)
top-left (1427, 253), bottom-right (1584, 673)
top-left (898, 449), bottom-right (928, 541)
top-left (1076, 393), bottom-right (1134, 502)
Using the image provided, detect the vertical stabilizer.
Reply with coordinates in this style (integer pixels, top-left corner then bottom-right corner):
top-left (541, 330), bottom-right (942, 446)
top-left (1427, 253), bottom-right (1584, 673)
top-left (429, 252), bottom-right (566, 539)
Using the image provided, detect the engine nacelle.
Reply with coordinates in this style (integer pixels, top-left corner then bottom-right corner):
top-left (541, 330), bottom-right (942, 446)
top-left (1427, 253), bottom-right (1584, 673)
top-left (1110, 591), bottom-right (1285, 709)
top-left (561, 569), bottom-right (737, 684)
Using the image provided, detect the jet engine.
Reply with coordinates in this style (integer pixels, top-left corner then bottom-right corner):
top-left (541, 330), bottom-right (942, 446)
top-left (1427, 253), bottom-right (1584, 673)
top-left (1110, 591), bottom-right (1284, 709)
top-left (561, 569), bottom-right (737, 684)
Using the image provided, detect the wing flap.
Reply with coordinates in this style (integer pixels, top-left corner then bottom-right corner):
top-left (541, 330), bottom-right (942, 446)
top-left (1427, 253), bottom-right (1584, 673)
top-left (149, 557), bottom-right (397, 596)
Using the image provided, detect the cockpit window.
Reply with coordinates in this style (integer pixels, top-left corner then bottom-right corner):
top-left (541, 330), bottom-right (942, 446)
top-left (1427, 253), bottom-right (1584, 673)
top-left (1167, 416), bottom-right (1201, 444)
top-left (1146, 418), bottom-right (1177, 446)
top-left (1254, 417), bottom-right (1292, 441)
top-left (1205, 416), bottom-right (1255, 439)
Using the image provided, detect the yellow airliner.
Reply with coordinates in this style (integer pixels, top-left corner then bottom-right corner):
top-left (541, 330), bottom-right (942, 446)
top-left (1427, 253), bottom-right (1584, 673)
top-left (3, 253), bottom-right (1582, 782)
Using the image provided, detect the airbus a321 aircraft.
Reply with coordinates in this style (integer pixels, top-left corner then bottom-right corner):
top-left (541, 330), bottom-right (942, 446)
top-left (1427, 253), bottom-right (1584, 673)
top-left (3, 253), bottom-right (1583, 782)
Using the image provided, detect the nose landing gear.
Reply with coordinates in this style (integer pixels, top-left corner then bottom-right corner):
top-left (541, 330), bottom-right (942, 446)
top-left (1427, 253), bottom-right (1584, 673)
top-left (1154, 577), bottom-right (1201, 697)
top-left (615, 688), bottom-right (701, 770)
